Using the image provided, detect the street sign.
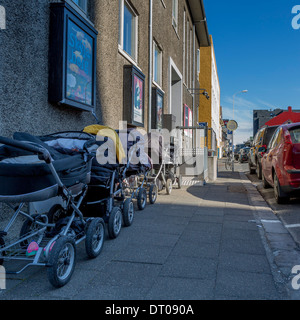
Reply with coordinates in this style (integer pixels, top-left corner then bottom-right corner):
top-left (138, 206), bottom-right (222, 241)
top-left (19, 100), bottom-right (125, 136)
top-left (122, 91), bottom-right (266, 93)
top-left (227, 120), bottom-right (238, 131)
top-left (198, 122), bottom-right (207, 128)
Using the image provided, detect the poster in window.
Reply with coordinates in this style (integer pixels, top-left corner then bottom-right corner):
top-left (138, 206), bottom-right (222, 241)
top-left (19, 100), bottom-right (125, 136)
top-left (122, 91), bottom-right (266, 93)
top-left (133, 74), bottom-right (144, 124)
top-left (66, 19), bottom-right (93, 106)
top-left (156, 93), bottom-right (163, 129)
top-left (184, 104), bottom-right (193, 138)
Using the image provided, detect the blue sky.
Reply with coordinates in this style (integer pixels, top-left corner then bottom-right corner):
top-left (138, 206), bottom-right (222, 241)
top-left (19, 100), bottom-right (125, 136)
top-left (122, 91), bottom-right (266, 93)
top-left (203, 0), bottom-right (300, 144)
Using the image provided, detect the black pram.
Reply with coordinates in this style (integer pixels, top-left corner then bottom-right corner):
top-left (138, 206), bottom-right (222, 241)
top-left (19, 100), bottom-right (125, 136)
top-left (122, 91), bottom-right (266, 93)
top-left (0, 132), bottom-right (105, 288)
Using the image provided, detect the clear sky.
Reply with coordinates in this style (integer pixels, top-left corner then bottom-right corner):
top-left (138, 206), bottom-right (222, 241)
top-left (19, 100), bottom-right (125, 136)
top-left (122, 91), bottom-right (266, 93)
top-left (203, 0), bottom-right (300, 144)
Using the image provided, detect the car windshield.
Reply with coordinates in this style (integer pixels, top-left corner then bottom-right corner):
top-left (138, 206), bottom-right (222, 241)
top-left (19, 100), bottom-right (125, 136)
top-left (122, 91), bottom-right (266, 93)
top-left (263, 127), bottom-right (278, 145)
top-left (289, 127), bottom-right (300, 144)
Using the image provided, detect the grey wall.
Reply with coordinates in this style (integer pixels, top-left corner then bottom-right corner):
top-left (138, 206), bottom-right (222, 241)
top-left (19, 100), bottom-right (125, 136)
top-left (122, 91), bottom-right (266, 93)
top-left (0, 0), bottom-right (100, 138)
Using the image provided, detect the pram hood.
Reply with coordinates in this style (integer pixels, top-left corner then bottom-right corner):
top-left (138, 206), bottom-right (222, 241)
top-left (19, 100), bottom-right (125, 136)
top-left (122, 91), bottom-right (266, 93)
top-left (0, 132), bottom-right (93, 202)
top-left (116, 128), bottom-right (152, 174)
top-left (83, 125), bottom-right (126, 165)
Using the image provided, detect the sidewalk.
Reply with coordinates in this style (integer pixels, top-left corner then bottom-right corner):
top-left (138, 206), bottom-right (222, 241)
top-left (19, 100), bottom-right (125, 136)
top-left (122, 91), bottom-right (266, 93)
top-left (1, 165), bottom-right (299, 300)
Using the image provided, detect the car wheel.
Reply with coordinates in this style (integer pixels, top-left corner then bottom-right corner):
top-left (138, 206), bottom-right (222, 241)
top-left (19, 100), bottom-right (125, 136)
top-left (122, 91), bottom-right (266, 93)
top-left (249, 162), bottom-right (255, 174)
top-left (257, 162), bottom-right (262, 180)
top-left (274, 173), bottom-right (289, 204)
top-left (262, 173), bottom-right (271, 189)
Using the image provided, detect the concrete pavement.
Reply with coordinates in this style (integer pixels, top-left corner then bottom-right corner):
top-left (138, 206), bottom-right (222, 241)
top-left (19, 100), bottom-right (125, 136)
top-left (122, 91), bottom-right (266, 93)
top-left (0, 162), bottom-right (299, 300)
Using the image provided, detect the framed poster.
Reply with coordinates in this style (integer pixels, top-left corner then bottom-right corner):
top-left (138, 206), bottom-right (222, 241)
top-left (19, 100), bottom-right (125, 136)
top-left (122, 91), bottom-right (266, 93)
top-left (184, 104), bottom-right (193, 138)
top-left (49, 2), bottom-right (98, 112)
top-left (124, 65), bottom-right (145, 127)
top-left (152, 87), bottom-right (164, 129)
top-left (133, 74), bottom-right (144, 124)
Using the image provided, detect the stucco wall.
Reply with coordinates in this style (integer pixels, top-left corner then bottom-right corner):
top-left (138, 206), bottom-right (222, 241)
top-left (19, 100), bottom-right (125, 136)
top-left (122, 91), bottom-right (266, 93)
top-left (0, 0), bottom-right (99, 138)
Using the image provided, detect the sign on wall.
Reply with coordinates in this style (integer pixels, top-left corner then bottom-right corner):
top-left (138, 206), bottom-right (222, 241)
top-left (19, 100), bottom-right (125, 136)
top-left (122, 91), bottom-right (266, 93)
top-left (48, 2), bottom-right (98, 112)
top-left (152, 87), bottom-right (164, 130)
top-left (66, 19), bottom-right (94, 106)
top-left (124, 65), bottom-right (145, 127)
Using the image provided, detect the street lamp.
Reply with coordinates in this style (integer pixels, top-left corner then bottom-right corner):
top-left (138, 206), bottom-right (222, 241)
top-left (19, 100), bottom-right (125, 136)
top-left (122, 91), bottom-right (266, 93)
top-left (231, 90), bottom-right (248, 172)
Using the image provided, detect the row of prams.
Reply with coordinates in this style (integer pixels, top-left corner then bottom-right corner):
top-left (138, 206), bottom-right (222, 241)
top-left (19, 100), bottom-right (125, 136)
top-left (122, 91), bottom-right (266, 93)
top-left (0, 129), bottom-right (182, 288)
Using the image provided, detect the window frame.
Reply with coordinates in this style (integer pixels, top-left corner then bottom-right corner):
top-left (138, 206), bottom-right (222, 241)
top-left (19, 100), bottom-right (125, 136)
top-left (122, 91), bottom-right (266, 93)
top-left (172, 0), bottom-right (178, 31)
top-left (153, 41), bottom-right (163, 88)
top-left (71, 0), bottom-right (88, 14)
top-left (119, 0), bottom-right (138, 62)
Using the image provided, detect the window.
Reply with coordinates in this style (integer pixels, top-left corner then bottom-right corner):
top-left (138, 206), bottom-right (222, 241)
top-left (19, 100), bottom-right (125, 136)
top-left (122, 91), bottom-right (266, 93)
top-left (119, 0), bottom-right (138, 61)
top-left (72, 0), bottom-right (87, 13)
top-left (197, 49), bottom-right (200, 76)
top-left (153, 41), bottom-right (162, 87)
top-left (172, 0), bottom-right (178, 31)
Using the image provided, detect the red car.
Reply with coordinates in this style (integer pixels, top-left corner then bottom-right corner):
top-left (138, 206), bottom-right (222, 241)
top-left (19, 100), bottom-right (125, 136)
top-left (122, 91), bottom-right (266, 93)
top-left (261, 123), bottom-right (300, 204)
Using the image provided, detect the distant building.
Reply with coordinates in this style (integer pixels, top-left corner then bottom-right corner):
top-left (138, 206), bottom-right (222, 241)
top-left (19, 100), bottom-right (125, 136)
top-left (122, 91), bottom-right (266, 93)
top-left (253, 107), bottom-right (300, 136)
top-left (199, 35), bottom-right (221, 157)
top-left (264, 107), bottom-right (300, 127)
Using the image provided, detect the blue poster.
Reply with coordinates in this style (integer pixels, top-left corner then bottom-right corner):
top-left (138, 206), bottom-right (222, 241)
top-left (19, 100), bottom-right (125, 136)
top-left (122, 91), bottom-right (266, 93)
top-left (66, 19), bottom-right (93, 105)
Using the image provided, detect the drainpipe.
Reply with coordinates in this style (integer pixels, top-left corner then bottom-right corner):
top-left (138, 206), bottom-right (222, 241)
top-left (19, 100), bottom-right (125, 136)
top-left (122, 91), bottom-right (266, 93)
top-left (148, 0), bottom-right (153, 132)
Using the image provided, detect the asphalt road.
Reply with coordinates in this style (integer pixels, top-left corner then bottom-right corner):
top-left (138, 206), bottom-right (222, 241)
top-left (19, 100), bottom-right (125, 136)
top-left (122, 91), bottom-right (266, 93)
top-left (234, 161), bottom-right (300, 247)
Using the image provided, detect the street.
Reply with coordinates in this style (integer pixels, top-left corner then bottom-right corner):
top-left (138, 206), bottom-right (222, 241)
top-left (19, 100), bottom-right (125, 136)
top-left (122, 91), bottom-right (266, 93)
top-left (1, 160), bottom-right (300, 301)
top-left (246, 166), bottom-right (300, 247)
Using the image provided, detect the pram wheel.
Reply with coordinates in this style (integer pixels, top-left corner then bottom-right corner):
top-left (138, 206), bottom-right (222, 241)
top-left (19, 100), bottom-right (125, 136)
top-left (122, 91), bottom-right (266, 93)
top-left (123, 199), bottom-right (134, 227)
top-left (47, 205), bottom-right (67, 224)
top-left (149, 184), bottom-right (158, 204)
top-left (19, 215), bottom-right (46, 248)
top-left (85, 218), bottom-right (105, 259)
top-left (47, 236), bottom-right (76, 288)
top-left (137, 188), bottom-right (147, 210)
top-left (107, 207), bottom-right (122, 239)
top-left (166, 179), bottom-right (173, 195)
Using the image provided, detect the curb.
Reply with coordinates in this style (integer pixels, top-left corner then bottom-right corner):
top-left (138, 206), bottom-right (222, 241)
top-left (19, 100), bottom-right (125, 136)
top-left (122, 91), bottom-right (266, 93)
top-left (240, 172), bottom-right (300, 300)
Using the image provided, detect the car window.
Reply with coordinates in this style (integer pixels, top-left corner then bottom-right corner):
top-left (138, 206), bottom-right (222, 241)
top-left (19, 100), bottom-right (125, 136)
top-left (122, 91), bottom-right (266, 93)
top-left (253, 130), bottom-right (261, 145)
top-left (263, 127), bottom-right (278, 146)
top-left (254, 129), bottom-right (263, 146)
top-left (289, 127), bottom-right (300, 143)
top-left (268, 128), bottom-right (280, 149)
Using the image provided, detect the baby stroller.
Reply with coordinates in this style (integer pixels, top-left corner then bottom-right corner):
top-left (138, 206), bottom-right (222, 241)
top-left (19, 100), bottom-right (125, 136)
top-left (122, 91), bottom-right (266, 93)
top-left (146, 132), bottom-right (182, 195)
top-left (80, 125), bottom-right (135, 239)
top-left (117, 129), bottom-right (157, 210)
top-left (0, 133), bottom-right (105, 288)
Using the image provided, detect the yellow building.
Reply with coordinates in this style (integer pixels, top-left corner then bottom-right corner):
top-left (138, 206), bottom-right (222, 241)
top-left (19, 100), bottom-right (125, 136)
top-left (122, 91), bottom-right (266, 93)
top-left (199, 35), bottom-right (221, 157)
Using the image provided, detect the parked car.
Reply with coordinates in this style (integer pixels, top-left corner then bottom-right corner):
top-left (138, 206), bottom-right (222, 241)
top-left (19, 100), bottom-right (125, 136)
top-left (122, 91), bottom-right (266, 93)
top-left (239, 147), bottom-right (250, 163)
top-left (234, 144), bottom-right (245, 161)
top-left (248, 125), bottom-right (278, 179)
top-left (261, 123), bottom-right (300, 204)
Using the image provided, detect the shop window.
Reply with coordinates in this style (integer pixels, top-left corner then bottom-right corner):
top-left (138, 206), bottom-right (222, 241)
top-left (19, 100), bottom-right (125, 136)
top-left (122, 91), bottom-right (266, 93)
top-left (153, 41), bottom-right (162, 87)
top-left (119, 0), bottom-right (138, 61)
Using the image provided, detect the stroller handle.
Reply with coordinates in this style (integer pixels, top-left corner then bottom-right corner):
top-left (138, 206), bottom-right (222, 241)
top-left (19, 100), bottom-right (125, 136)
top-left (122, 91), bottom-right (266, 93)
top-left (0, 136), bottom-right (52, 163)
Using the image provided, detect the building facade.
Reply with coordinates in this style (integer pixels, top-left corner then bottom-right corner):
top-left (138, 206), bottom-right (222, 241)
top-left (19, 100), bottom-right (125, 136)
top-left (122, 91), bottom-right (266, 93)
top-left (0, 0), bottom-right (210, 138)
top-left (253, 107), bottom-right (300, 136)
top-left (198, 35), bottom-right (221, 157)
